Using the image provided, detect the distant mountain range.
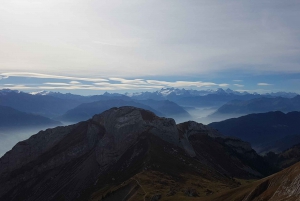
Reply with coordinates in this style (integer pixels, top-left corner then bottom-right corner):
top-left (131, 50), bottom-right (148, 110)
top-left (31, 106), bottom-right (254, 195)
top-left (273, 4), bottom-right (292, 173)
top-left (128, 88), bottom-right (298, 107)
top-left (209, 111), bottom-right (300, 153)
top-left (0, 89), bottom-right (191, 122)
top-left (0, 89), bottom-right (82, 118)
top-left (0, 105), bottom-right (61, 131)
top-left (29, 88), bottom-right (298, 108)
top-left (127, 88), bottom-right (298, 99)
top-left (58, 99), bottom-right (163, 123)
top-left (58, 98), bottom-right (192, 123)
top-left (209, 95), bottom-right (300, 121)
top-left (0, 107), bottom-right (275, 201)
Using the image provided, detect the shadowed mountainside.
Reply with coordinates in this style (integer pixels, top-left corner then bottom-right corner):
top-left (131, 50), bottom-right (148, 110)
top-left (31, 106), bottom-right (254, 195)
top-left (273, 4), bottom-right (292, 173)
top-left (209, 111), bottom-right (300, 153)
top-left (204, 161), bottom-right (300, 201)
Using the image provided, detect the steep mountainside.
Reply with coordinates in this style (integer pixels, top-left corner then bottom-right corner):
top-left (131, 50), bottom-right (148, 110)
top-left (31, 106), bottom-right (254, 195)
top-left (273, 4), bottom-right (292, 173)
top-left (0, 105), bottom-right (61, 131)
top-left (205, 161), bottom-right (300, 201)
top-left (209, 111), bottom-right (300, 153)
top-left (209, 95), bottom-right (300, 119)
top-left (264, 143), bottom-right (300, 170)
top-left (0, 107), bottom-right (273, 201)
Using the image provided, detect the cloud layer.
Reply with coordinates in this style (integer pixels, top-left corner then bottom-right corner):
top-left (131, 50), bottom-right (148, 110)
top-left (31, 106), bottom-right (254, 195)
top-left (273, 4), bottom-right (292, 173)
top-left (0, 0), bottom-right (300, 77)
top-left (0, 72), bottom-right (229, 91)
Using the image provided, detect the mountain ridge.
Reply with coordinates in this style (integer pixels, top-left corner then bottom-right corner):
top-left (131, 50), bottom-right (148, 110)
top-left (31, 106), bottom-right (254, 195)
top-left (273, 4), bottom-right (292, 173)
top-left (0, 106), bottom-right (274, 201)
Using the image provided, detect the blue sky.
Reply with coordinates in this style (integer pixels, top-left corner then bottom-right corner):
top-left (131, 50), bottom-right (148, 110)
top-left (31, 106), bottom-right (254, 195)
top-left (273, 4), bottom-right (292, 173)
top-left (0, 0), bottom-right (300, 95)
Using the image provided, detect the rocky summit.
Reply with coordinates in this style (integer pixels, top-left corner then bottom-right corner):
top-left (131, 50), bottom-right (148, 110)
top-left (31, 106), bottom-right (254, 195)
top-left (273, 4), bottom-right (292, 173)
top-left (0, 107), bottom-right (273, 201)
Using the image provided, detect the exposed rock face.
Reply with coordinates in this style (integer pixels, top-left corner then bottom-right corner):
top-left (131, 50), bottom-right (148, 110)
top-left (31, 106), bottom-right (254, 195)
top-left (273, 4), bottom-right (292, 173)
top-left (0, 107), bottom-right (272, 201)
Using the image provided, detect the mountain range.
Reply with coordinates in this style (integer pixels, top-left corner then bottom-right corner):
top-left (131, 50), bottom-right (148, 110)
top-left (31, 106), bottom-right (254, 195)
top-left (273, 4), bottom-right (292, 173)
top-left (209, 95), bottom-right (300, 121)
top-left (58, 99), bottom-right (163, 123)
top-left (0, 107), bottom-right (275, 201)
top-left (0, 105), bottom-right (61, 131)
top-left (0, 89), bottom-right (191, 123)
top-left (209, 111), bottom-right (300, 153)
top-left (0, 89), bottom-right (82, 118)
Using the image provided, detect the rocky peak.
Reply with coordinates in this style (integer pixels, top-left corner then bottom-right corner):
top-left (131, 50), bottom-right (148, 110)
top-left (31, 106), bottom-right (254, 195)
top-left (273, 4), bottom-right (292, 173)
top-left (92, 106), bottom-right (180, 147)
top-left (177, 121), bottom-right (224, 139)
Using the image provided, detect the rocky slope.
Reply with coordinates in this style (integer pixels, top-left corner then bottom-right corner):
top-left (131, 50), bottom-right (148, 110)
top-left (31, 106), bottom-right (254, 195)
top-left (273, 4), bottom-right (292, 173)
top-left (264, 143), bottom-right (300, 170)
top-left (0, 107), bottom-right (273, 201)
top-left (206, 161), bottom-right (300, 201)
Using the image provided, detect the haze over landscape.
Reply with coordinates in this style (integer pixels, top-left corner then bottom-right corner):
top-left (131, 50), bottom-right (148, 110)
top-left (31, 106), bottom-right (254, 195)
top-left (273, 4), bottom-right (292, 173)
top-left (1, 1), bottom-right (300, 201)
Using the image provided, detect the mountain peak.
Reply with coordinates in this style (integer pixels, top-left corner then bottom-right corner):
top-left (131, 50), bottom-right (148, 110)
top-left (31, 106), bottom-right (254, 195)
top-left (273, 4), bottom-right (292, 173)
top-left (29, 90), bottom-right (51, 95)
top-left (0, 88), bottom-right (20, 95)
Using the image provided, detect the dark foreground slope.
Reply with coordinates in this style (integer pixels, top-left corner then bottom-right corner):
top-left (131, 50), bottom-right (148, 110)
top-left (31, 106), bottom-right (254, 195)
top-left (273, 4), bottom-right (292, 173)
top-left (205, 161), bottom-right (300, 201)
top-left (0, 107), bottom-right (273, 201)
top-left (209, 111), bottom-right (300, 153)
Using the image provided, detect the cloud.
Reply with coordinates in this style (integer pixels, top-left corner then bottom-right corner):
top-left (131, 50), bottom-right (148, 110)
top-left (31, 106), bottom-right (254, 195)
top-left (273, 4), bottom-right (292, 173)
top-left (69, 81), bottom-right (81, 84)
top-left (234, 84), bottom-right (244, 87)
top-left (0, 75), bottom-right (8, 80)
top-left (109, 78), bottom-right (148, 85)
top-left (146, 80), bottom-right (223, 88)
top-left (219, 84), bottom-right (230, 87)
top-left (0, 85), bottom-right (32, 90)
top-left (0, 72), bottom-right (109, 82)
top-left (233, 80), bottom-right (243, 82)
top-left (44, 82), bottom-right (71, 86)
top-left (0, 75), bottom-right (230, 92)
top-left (257, 83), bottom-right (273, 86)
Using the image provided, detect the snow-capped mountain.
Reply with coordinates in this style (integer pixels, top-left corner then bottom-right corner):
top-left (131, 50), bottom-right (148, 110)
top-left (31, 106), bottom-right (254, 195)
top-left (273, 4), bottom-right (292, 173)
top-left (30, 90), bottom-right (51, 95)
top-left (129, 87), bottom-right (251, 100)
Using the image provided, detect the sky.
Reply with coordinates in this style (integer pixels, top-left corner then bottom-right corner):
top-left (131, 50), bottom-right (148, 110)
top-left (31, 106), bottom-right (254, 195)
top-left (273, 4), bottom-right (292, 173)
top-left (0, 0), bottom-right (300, 95)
